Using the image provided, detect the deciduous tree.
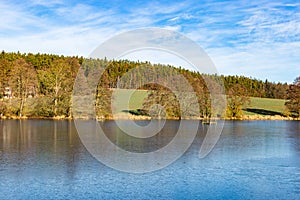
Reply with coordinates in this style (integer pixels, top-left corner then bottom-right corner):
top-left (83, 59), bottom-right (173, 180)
top-left (142, 85), bottom-right (180, 119)
top-left (9, 58), bottom-right (38, 116)
top-left (226, 84), bottom-right (250, 119)
top-left (285, 77), bottom-right (300, 117)
top-left (37, 58), bottom-right (79, 117)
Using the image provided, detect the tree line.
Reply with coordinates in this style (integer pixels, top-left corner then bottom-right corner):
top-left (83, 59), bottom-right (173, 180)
top-left (0, 51), bottom-right (298, 119)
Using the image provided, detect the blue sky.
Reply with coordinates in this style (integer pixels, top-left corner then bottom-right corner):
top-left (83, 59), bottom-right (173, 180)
top-left (0, 0), bottom-right (300, 83)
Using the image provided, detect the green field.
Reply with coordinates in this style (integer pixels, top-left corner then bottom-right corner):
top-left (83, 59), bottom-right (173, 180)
top-left (112, 89), bottom-right (287, 116)
top-left (112, 89), bottom-right (148, 113)
top-left (243, 97), bottom-right (286, 116)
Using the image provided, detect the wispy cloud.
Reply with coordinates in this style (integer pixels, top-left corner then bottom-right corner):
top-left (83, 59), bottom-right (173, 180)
top-left (0, 0), bottom-right (299, 82)
top-left (29, 0), bottom-right (64, 7)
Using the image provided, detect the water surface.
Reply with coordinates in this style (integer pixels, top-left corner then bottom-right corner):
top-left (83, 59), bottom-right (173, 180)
top-left (0, 120), bottom-right (299, 199)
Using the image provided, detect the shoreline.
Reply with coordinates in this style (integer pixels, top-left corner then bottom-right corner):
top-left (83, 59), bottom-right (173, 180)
top-left (0, 114), bottom-right (299, 121)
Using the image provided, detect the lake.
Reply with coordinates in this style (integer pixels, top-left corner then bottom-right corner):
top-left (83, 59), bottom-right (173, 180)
top-left (0, 120), bottom-right (299, 200)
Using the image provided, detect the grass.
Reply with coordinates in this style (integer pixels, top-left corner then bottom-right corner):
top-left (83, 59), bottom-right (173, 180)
top-left (243, 97), bottom-right (286, 116)
top-left (111, 89), bottom-right (287, 117)
top-left (111, 89), bottom-right (148, 113)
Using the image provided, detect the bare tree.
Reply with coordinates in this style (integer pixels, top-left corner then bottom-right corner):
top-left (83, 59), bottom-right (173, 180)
top-left (9, 58), bottom-right (38, 116)
top-left (38, 58), bottom-right (78, 117)
top-left (0, 58), bottom-right (12, 98)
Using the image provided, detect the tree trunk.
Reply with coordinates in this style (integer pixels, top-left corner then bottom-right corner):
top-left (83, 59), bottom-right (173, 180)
top-left (54, 98), bottom-right (58, 116)
top-left (54, 77), bottom-right (59, 116)
top-left (68, 95), bottom-right (72, 118)
top-left (19, 93), bottom-right (26, 117)
top-left (19, 98), bottom-right (24, 117)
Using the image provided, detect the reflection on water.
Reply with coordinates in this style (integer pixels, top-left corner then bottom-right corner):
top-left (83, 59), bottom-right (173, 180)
top-left (287, 121), bottom-right (300, 152)
top-left (0, 120), bottom-right (300, 200)
top-left (101, 120), bottom-right (180, 153)
top-left (0, 120), bottom-right (85, 182)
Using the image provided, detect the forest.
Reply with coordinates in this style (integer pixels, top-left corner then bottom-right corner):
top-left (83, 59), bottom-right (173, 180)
top-left (0, 51), bottom-right (299, 119)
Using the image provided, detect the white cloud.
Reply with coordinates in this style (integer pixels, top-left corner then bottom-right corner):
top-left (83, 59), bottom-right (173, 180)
top-left (29, 0), bottom-right (64, 7)
top-left (161, 25), bottom-right (181, 32)
top-left (0, 0), bottom-right (299, 82)
top-left (176, 1), bottom-right (300, 82)
top-left (130, 1), bottom-right (189, 16)
top-left (0, 2), bottom-right (41, 31)
top-left (207, 41), bottom-right (300, 83)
